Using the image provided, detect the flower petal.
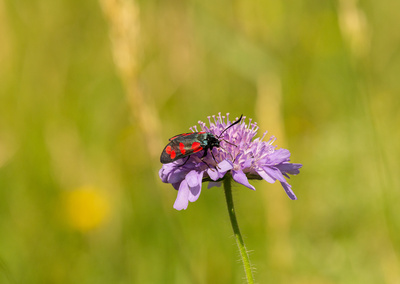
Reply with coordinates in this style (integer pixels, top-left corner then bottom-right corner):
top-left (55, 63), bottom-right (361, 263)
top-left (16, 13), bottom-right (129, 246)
top-left (188, 185), bottom-right (201, 202)
top-left (276, 163), bottom-right (302, 175)
top-left (207, 168), bottom-right (219, 181)
top-left (242, 157), bottom-right (252, 169)
top-left (255, 168), bottom-right (276, 183)
top-left (172, 182), bottom-right (180, 191)
top-left (186, 170), bottom-right (200, 188)
top-left (262, 166), bottom-right (286, 183)
top-left (217, 159), bottom-right (233, 173)
top-left (173, 181), bottom-right (190, 210)
top-left (207, 181), bottom-right (221, 189)
top-left (267, 148), bottom-right (291, 164)
top-left (280, 181), bottom-right (297, 200)
top-left (232, 170), bottom-right (256, 190)
top-left (162, 167), bottom-right (189, 184)
top-left (159, 166), bottom-right (172, 183)
top-left (188, 171), bottom-right (203, 202)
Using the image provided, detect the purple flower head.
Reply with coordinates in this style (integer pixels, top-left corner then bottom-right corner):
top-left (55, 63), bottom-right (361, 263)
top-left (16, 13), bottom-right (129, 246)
top-left (159, 113), bottom-right (302, 210)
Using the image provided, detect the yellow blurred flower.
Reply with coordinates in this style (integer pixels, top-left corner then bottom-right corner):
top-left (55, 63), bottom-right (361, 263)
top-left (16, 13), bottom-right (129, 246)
top-left (63, 186), bottom-right (111, 232)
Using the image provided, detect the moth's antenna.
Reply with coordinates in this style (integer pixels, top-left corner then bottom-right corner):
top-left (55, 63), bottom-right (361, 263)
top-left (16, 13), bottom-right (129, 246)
top-left (217, 114), bottom-right (243, 139)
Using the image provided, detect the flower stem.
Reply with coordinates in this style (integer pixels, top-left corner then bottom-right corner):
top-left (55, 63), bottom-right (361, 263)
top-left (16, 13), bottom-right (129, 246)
top-left (223, 178), bottom-right (255, 284)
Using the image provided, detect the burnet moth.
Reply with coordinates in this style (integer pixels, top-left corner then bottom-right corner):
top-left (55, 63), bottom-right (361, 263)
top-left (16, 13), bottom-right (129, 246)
top-left (160, 115), bottom-right (243, 164)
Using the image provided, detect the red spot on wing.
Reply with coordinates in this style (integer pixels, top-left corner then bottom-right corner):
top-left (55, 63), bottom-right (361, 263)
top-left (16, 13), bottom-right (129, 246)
top-left (179, 142), bottom-right (186, 155)
top-left (191, 142), bottom-right (202, 153)
top-left (165, 146), bottom-right (176, 159)
top-left (198, 132), bottom-right (205, 134)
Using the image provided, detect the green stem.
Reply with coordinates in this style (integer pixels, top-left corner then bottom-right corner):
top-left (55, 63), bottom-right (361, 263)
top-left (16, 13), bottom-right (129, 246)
top-left (223, 178), bottom-right (255, 284)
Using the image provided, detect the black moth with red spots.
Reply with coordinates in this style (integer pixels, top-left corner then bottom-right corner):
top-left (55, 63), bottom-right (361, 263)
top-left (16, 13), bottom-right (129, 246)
top-left (160, 115), bottom-right (243, 164)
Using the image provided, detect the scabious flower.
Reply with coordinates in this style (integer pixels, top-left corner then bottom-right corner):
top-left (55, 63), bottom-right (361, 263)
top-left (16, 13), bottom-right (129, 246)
top-left (159, 113), bottom-right (302, 210)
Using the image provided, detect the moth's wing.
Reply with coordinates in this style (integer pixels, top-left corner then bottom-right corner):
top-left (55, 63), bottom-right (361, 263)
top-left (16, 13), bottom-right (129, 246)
top-left (168, 132), bottom-right (197, 141)
top-left (160, 134), bottom-right (204, 164)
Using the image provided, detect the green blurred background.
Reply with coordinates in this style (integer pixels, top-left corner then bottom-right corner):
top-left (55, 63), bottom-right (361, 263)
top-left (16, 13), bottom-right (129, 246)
top-left (1, 0), bottom-right (399, 283)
